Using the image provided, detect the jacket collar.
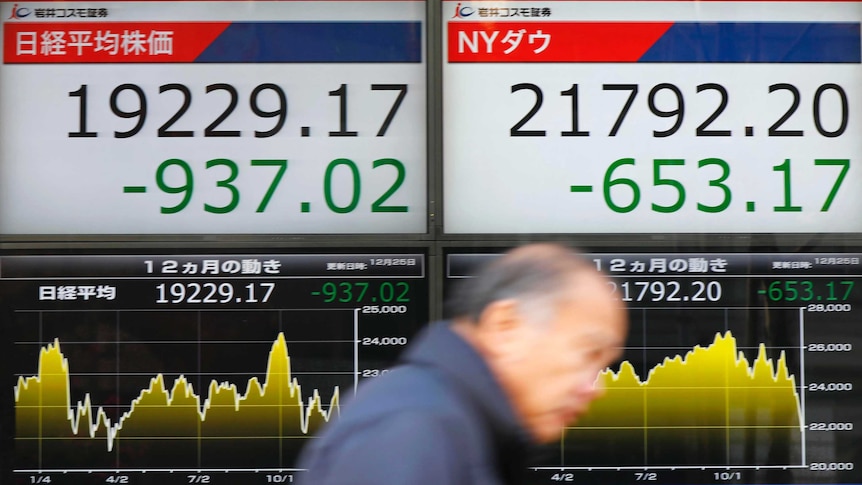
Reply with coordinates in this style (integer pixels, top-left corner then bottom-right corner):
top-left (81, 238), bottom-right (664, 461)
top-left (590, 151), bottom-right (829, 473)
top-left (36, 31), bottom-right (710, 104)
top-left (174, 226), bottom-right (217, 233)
top-left (401, 322), bottom-right (535, 454)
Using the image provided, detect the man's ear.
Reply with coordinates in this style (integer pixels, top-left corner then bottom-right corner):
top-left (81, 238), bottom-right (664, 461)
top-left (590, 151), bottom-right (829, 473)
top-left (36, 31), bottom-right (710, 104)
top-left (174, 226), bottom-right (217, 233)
top-left (475, 299), bottom-right (529, 360)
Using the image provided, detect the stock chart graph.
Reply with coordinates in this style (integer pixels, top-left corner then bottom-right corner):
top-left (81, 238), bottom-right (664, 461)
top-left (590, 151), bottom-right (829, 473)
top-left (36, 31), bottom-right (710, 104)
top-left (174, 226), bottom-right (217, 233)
top-left (3, 250), bottom-right (861, 485)
top-left (15, 332), bottom-right (339, 467)
top-left (447, 251), bottom-right (861, 485)
top-left (1, 252), bottom-right (428, 484)
top-left (558, 316), bottom-right (803, 469)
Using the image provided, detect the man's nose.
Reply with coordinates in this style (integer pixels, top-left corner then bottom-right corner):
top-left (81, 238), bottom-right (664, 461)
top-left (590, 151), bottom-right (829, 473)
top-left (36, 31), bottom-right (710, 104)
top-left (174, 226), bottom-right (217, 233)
top-left (580, 374), bottom-right (605, 400)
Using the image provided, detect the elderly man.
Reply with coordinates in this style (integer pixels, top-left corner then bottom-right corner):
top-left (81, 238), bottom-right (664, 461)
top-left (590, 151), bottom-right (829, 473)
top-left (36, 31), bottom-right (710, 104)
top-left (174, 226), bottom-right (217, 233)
top-left (297, 243), bottom-right (628, 484)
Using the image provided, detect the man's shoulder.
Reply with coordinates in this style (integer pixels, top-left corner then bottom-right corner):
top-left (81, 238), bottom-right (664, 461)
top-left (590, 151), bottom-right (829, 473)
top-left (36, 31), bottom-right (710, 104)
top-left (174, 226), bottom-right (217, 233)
top-left (297, 408), bottom-right (477, 484)
top-left (339, 363), bottom-right (474, 427)
top-left (296, 364), bottom-right (488, 484)
top-left (308, 361), bottom-right (493, 459)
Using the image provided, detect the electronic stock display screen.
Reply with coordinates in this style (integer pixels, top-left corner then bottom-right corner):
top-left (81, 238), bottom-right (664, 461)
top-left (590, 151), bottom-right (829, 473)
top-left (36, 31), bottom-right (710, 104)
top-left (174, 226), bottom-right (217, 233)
top-left (443, 0), bottom-right (862, 234)
top-left (446, 250), bottom-right (861, 485)
top-left (2, 0), bottom-right (862, 484)
top-left (0, 251), bottom-right (429, 484)
top-left (0, 0), bottom-right (426, 235)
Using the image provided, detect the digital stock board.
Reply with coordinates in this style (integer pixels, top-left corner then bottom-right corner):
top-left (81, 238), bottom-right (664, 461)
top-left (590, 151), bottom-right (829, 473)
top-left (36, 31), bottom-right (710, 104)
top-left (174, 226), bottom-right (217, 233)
top-left (0, 0), bottom-right (427, 234)
top-left (443, 1), bottom-right (862, 233)
top-left (446, 250), bottom-right (862, 485)
top-left (2, 0), bottom-right (862, 485)
top-left (0, 250), bottom-right (429, 483)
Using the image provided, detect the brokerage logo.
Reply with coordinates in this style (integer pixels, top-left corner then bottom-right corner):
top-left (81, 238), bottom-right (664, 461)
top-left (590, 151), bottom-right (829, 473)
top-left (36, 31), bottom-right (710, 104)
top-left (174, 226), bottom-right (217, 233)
top-left (7, 3), bottom-right (32, 20)
top-left (450, 4), bottom-right (553, 19)
top-left (451, 2), bottom-right (475, 18)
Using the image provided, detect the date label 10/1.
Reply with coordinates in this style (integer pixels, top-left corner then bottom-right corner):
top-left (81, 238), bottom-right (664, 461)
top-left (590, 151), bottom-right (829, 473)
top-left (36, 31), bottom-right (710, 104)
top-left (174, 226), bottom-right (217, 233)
top-left (125, 157), bottom-right (408, 215)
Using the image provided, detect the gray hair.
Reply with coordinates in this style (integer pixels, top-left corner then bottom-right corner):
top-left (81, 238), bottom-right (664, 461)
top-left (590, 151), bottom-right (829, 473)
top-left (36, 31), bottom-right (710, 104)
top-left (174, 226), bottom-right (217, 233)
top-left (448, 244), bottom-right (596, 325)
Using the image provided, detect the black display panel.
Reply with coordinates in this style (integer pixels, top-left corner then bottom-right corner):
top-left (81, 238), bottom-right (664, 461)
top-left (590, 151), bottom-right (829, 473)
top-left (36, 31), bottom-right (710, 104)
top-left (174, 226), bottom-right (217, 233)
top-left (0, 250), bottom-right (428, 484)
top-left (446, 250), bottom-right (861, 485)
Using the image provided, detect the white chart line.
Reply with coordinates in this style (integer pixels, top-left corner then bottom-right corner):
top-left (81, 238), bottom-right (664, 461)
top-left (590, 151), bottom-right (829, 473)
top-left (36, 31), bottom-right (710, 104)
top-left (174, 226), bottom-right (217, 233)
top-left (15, 468), bottom-right (307, 473)
top-left (531, 465), bottom-right (810, 471)
top-left (354, 307), bottom-right (360, 395)
top-left (799, 306), bottom-right (807, 467)
top-left (557, 306), bottom-right (806, 469)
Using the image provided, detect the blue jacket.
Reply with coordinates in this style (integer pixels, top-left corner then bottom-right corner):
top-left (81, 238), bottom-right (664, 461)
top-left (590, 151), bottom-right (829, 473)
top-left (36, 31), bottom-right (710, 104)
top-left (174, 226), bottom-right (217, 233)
top-left (296, 322), bottom-right (536, 484)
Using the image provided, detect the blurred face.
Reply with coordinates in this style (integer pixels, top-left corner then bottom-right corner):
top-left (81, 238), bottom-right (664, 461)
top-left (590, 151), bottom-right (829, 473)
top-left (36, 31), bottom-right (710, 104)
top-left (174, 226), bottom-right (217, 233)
top-left (494, 276), bottom-right (627, 443)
